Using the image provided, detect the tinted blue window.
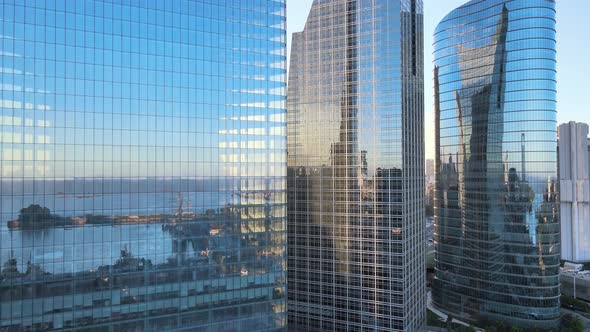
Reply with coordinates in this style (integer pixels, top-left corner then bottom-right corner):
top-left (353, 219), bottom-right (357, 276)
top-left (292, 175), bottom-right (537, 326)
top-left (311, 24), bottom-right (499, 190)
top-left (0, 1), bottom-right (287, 331)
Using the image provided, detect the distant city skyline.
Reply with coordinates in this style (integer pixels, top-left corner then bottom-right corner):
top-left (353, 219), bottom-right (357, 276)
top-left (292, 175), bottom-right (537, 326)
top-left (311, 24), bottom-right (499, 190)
top-left (287, 0), bottom-right (590, 159)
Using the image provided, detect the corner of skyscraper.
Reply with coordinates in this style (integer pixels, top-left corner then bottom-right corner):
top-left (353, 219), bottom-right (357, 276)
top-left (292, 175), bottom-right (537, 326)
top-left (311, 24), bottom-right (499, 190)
top-left (286, 0), bottom-right (426, 331)
top-left (432, 0), bottom-right (559, 329)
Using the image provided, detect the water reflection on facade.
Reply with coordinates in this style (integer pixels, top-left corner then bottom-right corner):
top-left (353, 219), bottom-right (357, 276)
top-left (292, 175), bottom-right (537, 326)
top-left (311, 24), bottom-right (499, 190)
top-left (0, 1), bottom-right (287, 331)
top-left (287, 1), bottom-right (425, 331)
top-left (432, 0), bottom-right (559, 328)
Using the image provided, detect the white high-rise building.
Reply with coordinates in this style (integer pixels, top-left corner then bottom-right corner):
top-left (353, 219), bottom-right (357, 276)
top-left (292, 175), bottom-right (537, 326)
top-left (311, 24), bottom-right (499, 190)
top-left (559, 121), bottom-right (590, 262)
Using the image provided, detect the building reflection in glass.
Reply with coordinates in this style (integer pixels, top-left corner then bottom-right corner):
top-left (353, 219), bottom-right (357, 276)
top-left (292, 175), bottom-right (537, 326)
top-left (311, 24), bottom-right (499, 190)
top-left (0, 1), bottom-right (287, 331)
top-left (287, 1), bottom-right (425, 331)
top-left (432, 0), bottom-right (560, 329)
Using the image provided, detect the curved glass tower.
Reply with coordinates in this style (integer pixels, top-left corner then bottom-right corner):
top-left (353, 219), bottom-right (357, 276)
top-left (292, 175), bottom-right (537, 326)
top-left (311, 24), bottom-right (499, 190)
top-left (287, 0), bottom-right (425, 331)
top-left (432, 0), bottom-right (559, 328)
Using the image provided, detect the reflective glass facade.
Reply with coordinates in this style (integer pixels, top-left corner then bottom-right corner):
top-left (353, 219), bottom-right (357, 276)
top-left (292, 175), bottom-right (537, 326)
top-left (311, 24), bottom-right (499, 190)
top-left (432, 0), bottom-right (559, 328)
top-left (287, 1), bottom-right (425, 331)
top-left (0, 1), bottom-right (287, 331)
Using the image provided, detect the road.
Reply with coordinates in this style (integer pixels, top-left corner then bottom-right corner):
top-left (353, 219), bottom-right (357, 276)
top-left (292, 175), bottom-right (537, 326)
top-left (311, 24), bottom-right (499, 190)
top-left (425, 216), bottom-right (434, 248)
top-left (426, 290), bottom-right (485, 332)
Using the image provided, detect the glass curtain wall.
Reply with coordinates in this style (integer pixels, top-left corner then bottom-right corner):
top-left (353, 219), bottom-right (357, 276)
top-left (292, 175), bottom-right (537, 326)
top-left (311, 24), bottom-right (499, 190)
top-left (432, 0), bottom-right (560, 328)
top-left (287, 1), bottom-right (425, 331)
top-left (0, 1), bottom-right (287, 331)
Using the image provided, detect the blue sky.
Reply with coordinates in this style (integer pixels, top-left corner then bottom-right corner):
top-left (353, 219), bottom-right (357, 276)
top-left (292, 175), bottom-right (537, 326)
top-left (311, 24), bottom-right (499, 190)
top-left (287, 0), bottom-right (590, 160)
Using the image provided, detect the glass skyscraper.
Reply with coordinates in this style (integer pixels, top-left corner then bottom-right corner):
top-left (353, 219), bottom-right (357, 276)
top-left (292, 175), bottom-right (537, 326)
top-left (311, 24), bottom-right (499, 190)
top-left (0, 1), bottom-right (287, 331)
top-left (432, 0), bottom-right (559, 328)
top-left (287, 1), bottom-right (425, 331)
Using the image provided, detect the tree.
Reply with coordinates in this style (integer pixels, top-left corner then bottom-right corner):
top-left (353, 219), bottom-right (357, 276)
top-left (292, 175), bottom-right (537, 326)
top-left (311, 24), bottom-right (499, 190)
top-left (562, 314), bottom-right (584, 332)
top-left (18, 204), bottom-right (58, 229)
top-left (571, 318), bottom-right (584, 332)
